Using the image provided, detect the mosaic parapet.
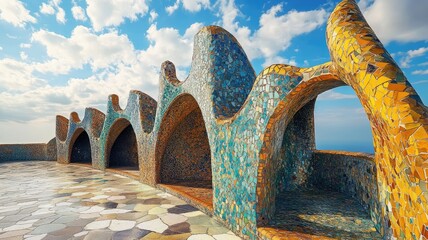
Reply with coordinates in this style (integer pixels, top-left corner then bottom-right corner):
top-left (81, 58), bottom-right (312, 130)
top-left (98, 90), bottom-right (157, 180)
top-left (0, 138), bottom-right (56, 162)
top-left (325, 0), bottom-right (428, 238)
top-left (56, 107), bottom-right (105, 167)
top-left (46, 137), bottom-right (57, 160)
top-left (310, 150), bottom-right (381, 229)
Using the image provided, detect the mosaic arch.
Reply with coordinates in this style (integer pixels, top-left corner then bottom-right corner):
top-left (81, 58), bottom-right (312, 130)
top-left (69, 128), bottom-right (92, 164)
top-left (56, 108), bottom-right (105, 167)
top-left (56, 0), bottom-right (428, 239)
top-left (155, 93), bottom-right (213, 213)
top-left (105, 119), bottom-right (139, 169)
top-left (98, 91), bottom-right (157, 175)
top-left (255, 63), bottom-right (383, 239)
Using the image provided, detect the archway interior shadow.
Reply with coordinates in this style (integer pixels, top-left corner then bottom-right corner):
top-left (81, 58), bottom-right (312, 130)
top-left (70, 130), bottom-right (92, 164)
top-left (159, 106), bottom-right (213, 210)
top-left (108, 124), bottom-right (139, 173)
top-left (259, 99), bottom-right (382, 239)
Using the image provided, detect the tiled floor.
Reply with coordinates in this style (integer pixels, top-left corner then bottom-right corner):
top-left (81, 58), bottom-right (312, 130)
top-left (0, 161), bottom-right (240, 240)
top-left (258, 190), bottom-right (382, 239)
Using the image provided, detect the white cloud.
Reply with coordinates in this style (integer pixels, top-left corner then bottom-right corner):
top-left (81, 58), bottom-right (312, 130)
top-left (86, 0), bottom-right (149, 31)
top-left (166, 0), bottom-right (209, 15)
top-left (71, 5), bottom-right (87, 21)
top-left (0, 119), bottom-right (55, 144)
top-left (0, 0), bottom-right (37, 27)
top-left (419, 62), bottom-right (428, 67)
top-left (20, 43), bottom-right (31, 48)
top-left (399, 47), bottom-right (428, 68)
top-left (182, 0), bottom-right (210, 12)
top-left (303, 60), bottom-right (309, 66)
top-left (217, 1), bottom-right (327, 64)
top-left (40, 2), bottom-right (55, 15)
top-left (31, 22), bottom-right (200, 77)
top-left (20, 51), bottom-right (28, 60)
top-left (407, 47), bottom-right (428, 59)
top-left (318, 89), bottom-right (357, 100)
top-left (262, 56), bottom-right (296, 68)
top-left (149, 10), bottom-right (158, 23)
top-left (32, 26), bottom-right (137, 74)
top-left (256, 5), bottom-right (326, 58)
top-left (412, 69), bottom-right (428, 75)
top-left (0, 86), bottom-right (72, 123)
top-left (6, 34), bottom-right (17, 39)
top-left (358, 0), bottom-right (372, 11)
top-left (359, 0), bottom-right (428, 43)
top-left (0, 46), bottom-right (2, 51)
top-left (218, 0), bottom-right (240, 33)
top-left (139, 23), bottom-right (203, 69)
top-left (166, 0), bottom-right (180, 15)
top-left (56, 7), bottom-right (65, 23)
top-left (39, 0), bottom-right (66, 24)
top-left (0, 58), bottom-right (46, 92)
top-left (413, 80), bottom-right (428, 85)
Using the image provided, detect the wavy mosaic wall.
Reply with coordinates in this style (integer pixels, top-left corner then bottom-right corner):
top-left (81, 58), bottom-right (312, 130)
top-left (55, 0), bottom-right (428, 239)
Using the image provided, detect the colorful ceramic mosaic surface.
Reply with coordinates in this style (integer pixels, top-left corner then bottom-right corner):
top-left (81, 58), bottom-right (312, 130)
top-left (50, 0), bottom-right (428, 239)
top-left (0, 161), bottom-right (240, 240)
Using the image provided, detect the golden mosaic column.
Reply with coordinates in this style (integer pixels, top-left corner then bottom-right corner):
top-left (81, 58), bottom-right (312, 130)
top-left (327, 0), bottom-right (428, 238)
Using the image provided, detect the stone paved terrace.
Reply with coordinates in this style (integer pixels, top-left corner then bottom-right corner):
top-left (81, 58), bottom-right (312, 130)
top-left (0, 161), bottom-right (240, 240)
top-left (0, 160), bottom-right (385, 240)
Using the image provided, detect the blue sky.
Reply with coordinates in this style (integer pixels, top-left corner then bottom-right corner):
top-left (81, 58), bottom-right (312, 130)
top-left (0, 0), bottom-right (427, 154)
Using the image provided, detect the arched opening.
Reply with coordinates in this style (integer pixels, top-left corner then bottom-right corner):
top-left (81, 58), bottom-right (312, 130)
top-left (70, 129), bottom-right (92, 164)
top-left (257, 81), bottom-right (382, 239)
top-left (106, 119), bottom-right (139, 175)
top-left (315, 86), bottom-right (374, 153)
top-left (156, 94), bottom-right (213, 212)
